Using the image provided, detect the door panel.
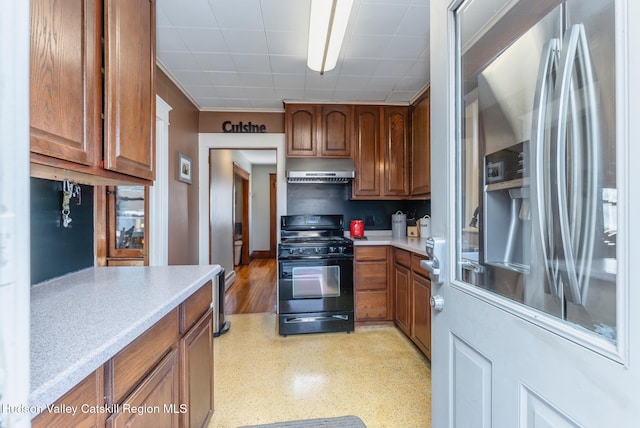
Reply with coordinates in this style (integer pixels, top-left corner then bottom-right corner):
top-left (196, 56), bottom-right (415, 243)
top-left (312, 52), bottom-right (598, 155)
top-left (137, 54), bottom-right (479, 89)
top-left (451, 335), bottom-right (492, 428)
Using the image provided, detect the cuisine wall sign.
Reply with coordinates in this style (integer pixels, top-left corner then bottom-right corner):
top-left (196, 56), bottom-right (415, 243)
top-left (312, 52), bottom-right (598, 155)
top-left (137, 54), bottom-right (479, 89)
top-left (222, 120), bottom-right (267, 133)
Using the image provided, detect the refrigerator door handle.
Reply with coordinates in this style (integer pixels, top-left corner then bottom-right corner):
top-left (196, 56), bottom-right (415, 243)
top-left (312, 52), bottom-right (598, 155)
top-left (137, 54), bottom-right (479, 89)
top-left (554, 24), bottom-right (601, 305)
top-left (531, 38), bottom-right (561, 297)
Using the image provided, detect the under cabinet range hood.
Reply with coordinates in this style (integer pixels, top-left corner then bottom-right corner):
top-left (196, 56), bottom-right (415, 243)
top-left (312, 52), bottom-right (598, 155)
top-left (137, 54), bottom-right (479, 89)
top-left (286, 158), bottom-right (355, 183)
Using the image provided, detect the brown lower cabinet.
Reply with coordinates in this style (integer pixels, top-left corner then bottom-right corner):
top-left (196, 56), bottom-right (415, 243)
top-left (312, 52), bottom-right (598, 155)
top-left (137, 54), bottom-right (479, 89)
top-left (33, 281), bottom-right (213, 428)
top-left (354, 246), bottom-right (392, 323)
top-left (394, 249), bottom-right (432, 359)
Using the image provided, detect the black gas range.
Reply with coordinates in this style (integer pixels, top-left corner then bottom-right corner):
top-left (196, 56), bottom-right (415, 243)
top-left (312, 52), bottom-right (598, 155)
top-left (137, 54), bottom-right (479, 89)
top-left (277, 215), bottom-right (354, 336)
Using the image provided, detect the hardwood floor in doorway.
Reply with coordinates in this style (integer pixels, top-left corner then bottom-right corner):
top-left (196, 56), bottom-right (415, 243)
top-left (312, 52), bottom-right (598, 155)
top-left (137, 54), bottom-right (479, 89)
top-left (226, 258), bottom-right (277, 314)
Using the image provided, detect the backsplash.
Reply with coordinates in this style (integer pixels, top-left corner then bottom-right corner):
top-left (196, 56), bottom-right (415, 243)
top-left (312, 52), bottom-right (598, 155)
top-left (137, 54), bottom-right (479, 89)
top-left (31, 178), bottom-right (94, 284)
top-left (287, 183), bottom-right (430, 229)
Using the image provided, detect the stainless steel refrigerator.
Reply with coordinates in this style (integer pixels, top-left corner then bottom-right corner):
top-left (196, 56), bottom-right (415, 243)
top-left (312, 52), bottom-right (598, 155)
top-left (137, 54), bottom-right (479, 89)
top-left (475, 0), bottom-right (617, 340)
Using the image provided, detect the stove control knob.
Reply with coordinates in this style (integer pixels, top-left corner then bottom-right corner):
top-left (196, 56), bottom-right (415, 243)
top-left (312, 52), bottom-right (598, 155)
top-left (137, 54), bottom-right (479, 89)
top-left (329, 247), bottom-right (336, 253)
top-left (289, 248), bottom-right (295, 254)
top-left (314, 248), bottom-right (320, 254)
top-left (298, 248), bottom-right (305, 254)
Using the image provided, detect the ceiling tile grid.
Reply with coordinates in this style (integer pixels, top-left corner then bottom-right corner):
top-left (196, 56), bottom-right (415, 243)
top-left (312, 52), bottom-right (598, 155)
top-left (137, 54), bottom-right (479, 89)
top-left (156, 0), bottom-right (430, 111)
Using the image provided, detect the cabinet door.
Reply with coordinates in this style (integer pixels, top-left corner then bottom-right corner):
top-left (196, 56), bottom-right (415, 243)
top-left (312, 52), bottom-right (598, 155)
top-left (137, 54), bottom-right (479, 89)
top-left (353, 106), bottom-right (382, 197)
top-left (411, 89), bottom-right (431, 196)
top-left (180, 310), bottom-right (214, 428)
top-left (32, 369), bottom-right (105, 428)
top-left (107, 349), bottom-right (179, 428)
top-left (320, 105), bottom-right (353, 157)
top-left (394, 263), bottom-right (411, 336)
top-left (412, 273), bottom-right (431, 359)
top-left (104, 0), bottom-right (156, 180)
top-left (285, 104), bottom-right (318, 156)
top-left (30, 0), bottom-right (101, 166)
top-left (383, 106), bottom-right (410, 197)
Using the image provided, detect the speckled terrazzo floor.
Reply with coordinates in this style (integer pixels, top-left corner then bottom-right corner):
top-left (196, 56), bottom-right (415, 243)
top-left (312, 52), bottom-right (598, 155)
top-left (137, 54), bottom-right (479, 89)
top-left (208, 313), bottom-right (431, 428)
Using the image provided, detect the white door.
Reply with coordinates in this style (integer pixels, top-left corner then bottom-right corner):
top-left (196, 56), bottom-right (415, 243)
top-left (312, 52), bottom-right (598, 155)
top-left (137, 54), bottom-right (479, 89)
top-left (0, 1), bottom-right (31, 427)
top-left (430, 0), bottom-right (640, 426)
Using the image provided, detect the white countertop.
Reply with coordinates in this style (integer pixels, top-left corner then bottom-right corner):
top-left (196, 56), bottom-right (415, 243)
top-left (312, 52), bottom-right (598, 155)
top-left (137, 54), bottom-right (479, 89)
top-left (348, 230), bottom-right (429, 256)
top-left (29, 265), bottom-right (222, 412)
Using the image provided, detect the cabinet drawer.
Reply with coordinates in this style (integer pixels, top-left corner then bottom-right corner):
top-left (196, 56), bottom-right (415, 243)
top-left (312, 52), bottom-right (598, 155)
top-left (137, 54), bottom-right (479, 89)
top-left (106, 308), bottom-right (179, 404)
top-left (180, 281), bottom-right (212, 334)
top-left (411, 253), bottom-right (430, 278)
top-left (356, 291), bottom-right (389, 320)
top-left (355, 246), bottom-right (388, 261)
top-left (394, 248), bottom-right (410, 268)
top-left (355, 261), bottom-right (387, 290)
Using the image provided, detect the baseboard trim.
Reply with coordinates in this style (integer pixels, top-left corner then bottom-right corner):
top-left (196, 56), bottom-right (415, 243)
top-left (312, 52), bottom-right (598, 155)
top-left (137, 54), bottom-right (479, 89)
top-left (251, 250), bottom-right (272, 259)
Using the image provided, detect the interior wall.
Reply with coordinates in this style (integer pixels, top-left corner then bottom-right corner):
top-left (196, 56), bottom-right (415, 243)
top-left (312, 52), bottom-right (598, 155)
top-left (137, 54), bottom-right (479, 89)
top-left (251, 165), bottom-right (277, 252)
top-left (209, 150), bottom-right (235, 276)
top-left (156, 68), bottom-right (200, 265)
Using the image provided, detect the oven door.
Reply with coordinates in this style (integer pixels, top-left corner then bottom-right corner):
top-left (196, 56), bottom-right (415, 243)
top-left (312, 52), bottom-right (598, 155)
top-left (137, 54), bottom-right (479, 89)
top-left (278, 256), bottom-right (354, 315)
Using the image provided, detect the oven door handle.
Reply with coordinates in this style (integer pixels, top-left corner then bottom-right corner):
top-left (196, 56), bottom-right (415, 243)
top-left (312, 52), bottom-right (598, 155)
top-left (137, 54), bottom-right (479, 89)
top-left (284, 315), bottom-right (350, 323)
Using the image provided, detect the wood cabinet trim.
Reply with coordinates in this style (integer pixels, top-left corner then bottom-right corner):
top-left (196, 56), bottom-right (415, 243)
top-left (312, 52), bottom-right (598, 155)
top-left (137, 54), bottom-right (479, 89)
top-left (106, 308), bottom-right (179, 405)
top-left (180, 281), bottom-right (213, 334)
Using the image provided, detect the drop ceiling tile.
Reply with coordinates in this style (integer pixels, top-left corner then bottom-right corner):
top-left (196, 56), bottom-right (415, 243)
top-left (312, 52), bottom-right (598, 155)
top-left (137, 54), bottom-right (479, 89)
top-left (344, 34), bottom-right (392, 58)
top-left (352, 3), bottom-right (409, 36)
top-left (177, 27), bottom-right (227, 53)
top-left (156, 6), bottom-right (172, 27)
top-left (157, 0), bottom-right (217, 28)
top-left (191, 53), bottom-right (237, 72)
top-left (207, 71), bottom-right (243, 86)
top-left (374, 59), bottom-right (414, 77)
top-left (156, 52), bottom-right (199, 70)
top-left (172, 70), bottom-right (216, 86)
top-left (305, 74), bottom-right (339, 90)
top-left (260, 0), bottom-right (310, 32)
top-left (232, 54), bottom-right (272, 73)
top-left (331, 89), bottom-right (389, 102)
top-left (335, 75), bottom-right (372, 90)
top-left (304, 88), bottom-right (336, 101)
top-left (386, 90), bottom-right (416, 102)
top-left (209, 0), bottom-right (263, 29)
top-left (238, 73), bottom-right (275, 87)
top-left (367, 76), bottom-right (400, 92)
top-left (245, 87), bottom-right (278, 99)
top-left (156, 27), bottom-right (189, 52)
top-left (251, 98), bottom-right (283, 109)
top-left (405, 59), bottom-right (429, 78)
top-left (273, 74), bottom-right (306, 89)
top-left (197, 97), bottom-right (254, 109)
top-left (396, 5), bottom-right (430, 37)
top-left (184, 85), bottom-right (220, 98)
top-left (213, 86), bottom-right (248, 98)
top-left (383, 36), bottom-right (427, 59)
top-left (222, 30), bottom-right (269, 54)
top-left (265, 32), bottom-right (307, 56)
top-left (394, 76), bottom-right (427, 92)
top-left (269, 55), bottom-right (307, 74)
top-left (338, 58), bottom-right (380, 76)
top-left (277, 88), bottom-right (307, 100)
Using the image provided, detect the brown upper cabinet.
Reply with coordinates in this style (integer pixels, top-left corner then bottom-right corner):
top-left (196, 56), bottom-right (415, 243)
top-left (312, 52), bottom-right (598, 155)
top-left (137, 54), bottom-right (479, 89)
top-left (352, 105), bottom-right (411, 199)
top-left (30, 0), bottom-right (156, 184)
top-left (285, 103), bottom-right (353, 158)
top-left (410, 88), bottom-right (431, 196)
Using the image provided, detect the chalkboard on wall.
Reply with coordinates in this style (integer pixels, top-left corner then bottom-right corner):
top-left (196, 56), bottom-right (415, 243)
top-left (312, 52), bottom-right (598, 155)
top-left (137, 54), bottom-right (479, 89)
top-left (30, 178), bottom-right (94, 284)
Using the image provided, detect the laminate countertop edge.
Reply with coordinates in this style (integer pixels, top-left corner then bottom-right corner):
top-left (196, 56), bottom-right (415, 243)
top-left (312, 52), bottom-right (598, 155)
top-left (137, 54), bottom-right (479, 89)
top-left (29, 265), bottom-right (222, 413)
top-left (349, 232), bottom-right (430, 257)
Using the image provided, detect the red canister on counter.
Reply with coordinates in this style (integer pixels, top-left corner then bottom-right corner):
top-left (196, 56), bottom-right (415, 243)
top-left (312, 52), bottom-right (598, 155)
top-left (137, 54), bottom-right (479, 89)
top-left (350, 220), bottom-right (364, 238)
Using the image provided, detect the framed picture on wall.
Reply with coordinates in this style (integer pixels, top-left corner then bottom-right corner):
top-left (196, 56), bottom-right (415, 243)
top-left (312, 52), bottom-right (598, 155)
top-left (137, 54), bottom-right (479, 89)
top-left (177, 152), bottom-right (192, 184)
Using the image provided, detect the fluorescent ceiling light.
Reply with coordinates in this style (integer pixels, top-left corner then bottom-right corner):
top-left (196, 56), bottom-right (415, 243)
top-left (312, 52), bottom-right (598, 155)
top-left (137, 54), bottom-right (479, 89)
top-left (307, 0), bottom-right (353, 74)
